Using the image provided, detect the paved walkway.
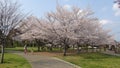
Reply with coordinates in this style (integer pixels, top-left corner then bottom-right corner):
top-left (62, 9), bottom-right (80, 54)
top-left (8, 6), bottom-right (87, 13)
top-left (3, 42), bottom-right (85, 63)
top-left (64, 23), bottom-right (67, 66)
top-left (102, 50), bottom-right (120, 56)
top-left (12, 52), bottom-right (80, 68)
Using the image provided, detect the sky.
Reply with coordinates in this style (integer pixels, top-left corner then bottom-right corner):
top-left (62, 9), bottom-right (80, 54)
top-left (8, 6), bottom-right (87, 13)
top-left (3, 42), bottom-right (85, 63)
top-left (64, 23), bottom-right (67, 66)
top-left (17, 0), bottom-right (120, 41)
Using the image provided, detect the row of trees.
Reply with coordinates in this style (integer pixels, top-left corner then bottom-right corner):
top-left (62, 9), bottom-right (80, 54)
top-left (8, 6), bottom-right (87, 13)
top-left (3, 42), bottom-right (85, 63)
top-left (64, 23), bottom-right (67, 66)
top-left (1, 0), bottom-right (119, 63)
top-left (15, 5), bottom-right (115, 56)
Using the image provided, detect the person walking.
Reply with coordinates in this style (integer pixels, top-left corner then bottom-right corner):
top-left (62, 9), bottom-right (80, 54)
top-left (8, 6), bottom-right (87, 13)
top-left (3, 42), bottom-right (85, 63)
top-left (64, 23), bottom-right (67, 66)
top-left (24, 44), bottom-right (27, 54)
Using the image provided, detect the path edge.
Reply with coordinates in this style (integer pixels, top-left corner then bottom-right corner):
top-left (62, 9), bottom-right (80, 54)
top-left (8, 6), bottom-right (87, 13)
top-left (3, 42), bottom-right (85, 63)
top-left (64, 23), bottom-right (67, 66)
top-left (53, 57), bottom-right (81, 68)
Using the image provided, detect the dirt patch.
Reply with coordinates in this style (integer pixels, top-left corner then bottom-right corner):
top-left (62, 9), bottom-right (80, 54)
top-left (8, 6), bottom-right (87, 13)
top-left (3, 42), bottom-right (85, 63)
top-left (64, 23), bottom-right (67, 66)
top-left (27, 52), bottom-right (61, 57)
top-left (27, 51), bottom-right (76, 57)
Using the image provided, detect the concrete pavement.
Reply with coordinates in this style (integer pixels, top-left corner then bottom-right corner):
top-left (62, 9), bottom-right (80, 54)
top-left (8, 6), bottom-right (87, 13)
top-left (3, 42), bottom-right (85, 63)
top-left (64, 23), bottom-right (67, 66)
top-left (13, 52), bottom-right (81, 68)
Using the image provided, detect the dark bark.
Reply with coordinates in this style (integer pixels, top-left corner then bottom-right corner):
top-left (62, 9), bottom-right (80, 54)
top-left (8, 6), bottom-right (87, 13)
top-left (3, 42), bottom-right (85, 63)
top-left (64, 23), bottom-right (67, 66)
top-left (77, 45), bottom-right (80, 54)
top-left (73, 45), bottom-right (75, 50)
top-left (49, 46), bottom-right (53, 51)
top-left (63, 45), bottom-right (67, 56)
top-left (0, 42), bottom-right (5, 63)
top-left (11, 39), bottom-right (14, 47)
top-left (63, 38), bottom-right (70, 56)
top-left (38, 45), bottom-right (40, 52)
top-left (49, 43), bottom-right (54, 51)
top-left (0, 34), bottom-right (5, 63)
top-left (63, 44), bottom-right (70, 56)
top-left (77, 44), bottom-right (81, 54)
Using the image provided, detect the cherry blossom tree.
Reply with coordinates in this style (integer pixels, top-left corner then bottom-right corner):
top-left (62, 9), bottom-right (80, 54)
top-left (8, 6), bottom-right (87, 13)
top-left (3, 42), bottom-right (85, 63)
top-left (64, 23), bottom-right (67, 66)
top-left (0, 0), bottom-right (25, 63)
top-left (46, 5), bottom-right (114, 55)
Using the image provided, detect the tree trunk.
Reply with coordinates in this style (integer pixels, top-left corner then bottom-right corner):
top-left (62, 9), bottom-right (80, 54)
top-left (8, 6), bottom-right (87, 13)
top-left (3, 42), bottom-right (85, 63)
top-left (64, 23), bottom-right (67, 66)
top-left (11, 39), bottom-right (14, 47)
top-left (63, 45), bottom-right (67, 56)
top-left (49, 44), bottom-right (53, 51)
top-left (63, 49), bottom-right (67, 56)
top-left (104, 45), bottom-right (107, 51)
top-left (49, 46), bottom-right (53, 51)
top-left (38, 45), bottom-right (40, 52)
top-left (0, 45), bottom-right (4, 63)
top-left (0, 36), bottom-right (5, 64)
top-left (92, 46), bottom-right (94, 52)
top-left (77, 45), bottom-right (80, 54)
top-left (73, 45), bottom-right (75, 50)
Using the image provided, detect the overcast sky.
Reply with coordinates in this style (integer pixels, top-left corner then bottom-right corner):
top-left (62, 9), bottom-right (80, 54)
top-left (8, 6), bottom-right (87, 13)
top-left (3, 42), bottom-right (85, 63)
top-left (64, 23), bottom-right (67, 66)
top-left (18, 0), bottom-right (120, 41)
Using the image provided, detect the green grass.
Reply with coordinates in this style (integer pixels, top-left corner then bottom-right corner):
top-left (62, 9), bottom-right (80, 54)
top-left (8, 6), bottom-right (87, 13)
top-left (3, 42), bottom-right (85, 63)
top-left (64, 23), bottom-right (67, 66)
top-left (5, 47), bottom-right (61, 52)
top-left (0, 53), bottom-right (31, 68)
top-left (58, 53), bottom-right (120, 68)
top-left (5, 47), bottom-right (38, 52)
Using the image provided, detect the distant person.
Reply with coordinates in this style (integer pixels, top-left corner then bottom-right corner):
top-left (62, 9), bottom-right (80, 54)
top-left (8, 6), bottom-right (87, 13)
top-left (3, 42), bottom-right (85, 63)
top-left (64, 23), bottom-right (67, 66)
top-left (24, 45), bottom-right (27, 54)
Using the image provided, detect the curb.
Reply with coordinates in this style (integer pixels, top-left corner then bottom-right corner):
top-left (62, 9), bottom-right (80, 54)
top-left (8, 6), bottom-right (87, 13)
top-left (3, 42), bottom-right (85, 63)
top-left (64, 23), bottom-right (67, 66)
top-left (102, 52), bottom-right (120, 57)
top-left (53, 57), bottom-right (81, 68)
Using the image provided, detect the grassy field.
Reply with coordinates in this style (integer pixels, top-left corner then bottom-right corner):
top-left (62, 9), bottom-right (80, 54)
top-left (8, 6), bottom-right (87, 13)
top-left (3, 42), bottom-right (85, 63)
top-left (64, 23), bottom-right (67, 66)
top-left (5, 47), bottom-right (61, 52)
top-left (5, 47), bottom-right (38, 52)
top-left (0, 53), bottom-right (31, 68)
top-left (58, 53), bottom-right (120, 68)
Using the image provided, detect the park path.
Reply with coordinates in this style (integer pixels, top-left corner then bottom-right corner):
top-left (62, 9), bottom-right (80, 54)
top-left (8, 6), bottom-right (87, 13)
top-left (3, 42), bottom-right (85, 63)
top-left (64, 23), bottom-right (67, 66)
top-left (12, 51), bottom-right (81, 68)
top-left (102, 50), bottom-right (120, 56)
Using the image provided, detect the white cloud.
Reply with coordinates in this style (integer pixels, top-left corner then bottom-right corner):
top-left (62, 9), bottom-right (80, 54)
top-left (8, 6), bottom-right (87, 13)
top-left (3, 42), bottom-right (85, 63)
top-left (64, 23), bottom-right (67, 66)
top-left (100, 19), bottom-right (111, 25)
top-left (63, 4), bottom-right (71, 9)
top-left (113, 3), bottom-right (120, 16)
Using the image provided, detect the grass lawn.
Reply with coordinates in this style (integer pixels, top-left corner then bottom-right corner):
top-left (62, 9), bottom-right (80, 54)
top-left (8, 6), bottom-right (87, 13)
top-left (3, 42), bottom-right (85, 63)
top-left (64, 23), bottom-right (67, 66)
top-left (5, 47), bottom-right (38, 52)
top-left (0, 53), bottom-right (31, 68)
top-left (57, 53), bottom-right (120, 68)
top-left (5, 47), bottom-right (61, 52)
